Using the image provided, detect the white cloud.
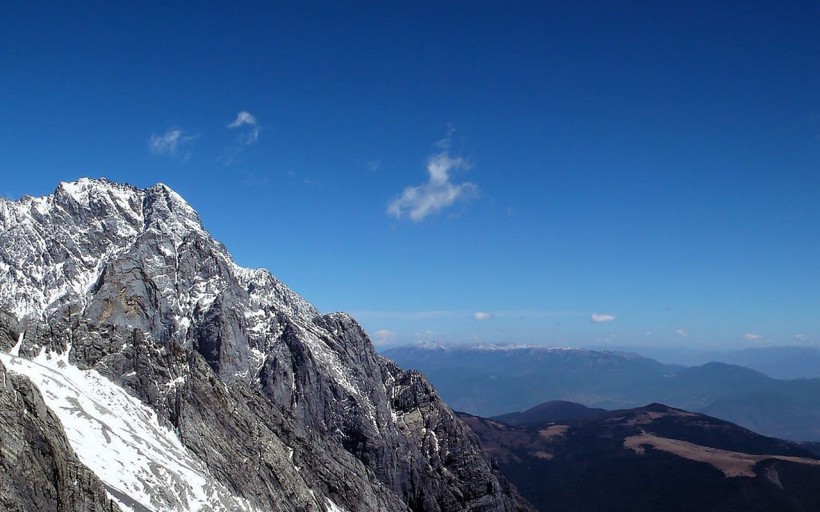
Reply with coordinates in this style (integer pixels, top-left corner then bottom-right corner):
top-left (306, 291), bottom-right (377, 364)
top-left (148, 129), bottom-right (197, 157)
top-left (743, 333), bottom-right (762, 341)
top-left (473, 312), bottom-right (494, 321)
top-left (675, 329), bottom-right (688, 337)
top-left (227, 111), bottom-right (260, 145)
top-left (387, 136), bottom-right (478, 222)
top-left (591, 313), bottom-right (616, 323)
top-left (372, 329), bottom-right (396, 346)
top-left (794, 334), bottom-right (810, 342)
top-left (228, 111), bottom-right (257, 128)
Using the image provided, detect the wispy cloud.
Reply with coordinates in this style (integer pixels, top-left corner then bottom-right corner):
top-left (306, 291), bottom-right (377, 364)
top-left (372, 329), bottom-right (396, 346)
top-left (387, 133), bottom-right (478, 221)
top-left (227, 110), bottom-right (260, 145)
top-left (473, 311), bottom-right (494, 321)
top-left (228, 111), bottom-right (256, 128)
top-left (148, 129), bottom-right (197, 158)
top-left (674, 328), bottom-right (688, 337)
top-left (743, 332), bottom-right (762, 341)
top-left (591, 313), bottom-right (616, 323)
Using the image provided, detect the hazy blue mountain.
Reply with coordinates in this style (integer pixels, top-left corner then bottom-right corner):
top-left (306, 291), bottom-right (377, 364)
top-left (491, 400), bottom-right (608, 426)
top-left (703, 347), bottom-right (820, 380)
top-left (596, 345), bottom-right (820, 379)
top-left (384, 344), bottom-right (820, 441)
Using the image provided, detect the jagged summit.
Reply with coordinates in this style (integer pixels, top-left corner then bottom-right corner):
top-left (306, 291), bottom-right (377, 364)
top-left (0, 177), bottom-right (316, 325)
top-left (0, 178), bottom-right (530, 512)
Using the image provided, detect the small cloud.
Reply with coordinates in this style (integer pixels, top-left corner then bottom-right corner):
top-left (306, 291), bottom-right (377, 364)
top-left (373, 329), bottom-right (396, 346)
top-left (743, 333), bottom-right (762, 341)
top-left (794, 334), bottom-right (810, 343)
top-left (675, 329), bottom-right (688, 337)
top-left (366, 160), bottom-right (381, 172)
top-left (387, 131), bottom-right (478, 222)
top-left (473, 312), bottom-right (494, 321)
top-left (591, 313), bottom-right (616, 323)
top-left (148, 129), bottom-right (197, 157)
top-left (228, 111), bottom-right (257, 128)
top-left (227, 110), bottom-right (260, 145)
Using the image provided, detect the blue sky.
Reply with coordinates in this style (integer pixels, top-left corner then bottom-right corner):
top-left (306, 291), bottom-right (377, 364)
top-left (1, 2), bottom-right (818, 349)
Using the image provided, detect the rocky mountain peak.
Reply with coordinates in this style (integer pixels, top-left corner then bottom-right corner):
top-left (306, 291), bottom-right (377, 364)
top-left (0, 178), bottom-right (531, 512)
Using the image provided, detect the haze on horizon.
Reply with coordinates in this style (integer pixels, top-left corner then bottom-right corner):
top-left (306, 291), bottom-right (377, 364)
top-left (1, 2), bottom-right (818, 350)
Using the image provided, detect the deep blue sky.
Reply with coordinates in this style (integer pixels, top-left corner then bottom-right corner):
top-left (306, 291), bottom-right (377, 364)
top-left (2, 2), bottom-right (818, 349)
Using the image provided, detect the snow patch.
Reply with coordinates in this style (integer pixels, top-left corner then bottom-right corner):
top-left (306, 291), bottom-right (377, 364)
top-left (325, 498), bottom-right (348, 512)
top-left (10, 332), bottom-right (23, 356)
top-left (164, 375), bottom-right (186, 391)
top-left (429, 430), bottom-right (440, 454)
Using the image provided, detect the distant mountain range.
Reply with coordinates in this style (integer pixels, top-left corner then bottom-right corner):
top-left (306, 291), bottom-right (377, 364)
top-left (461, 402), bottom-right (820, 512)
top-left (595, 345), bottom-right (820, 380)
top-left (384, 344), bottom-right (820, 441)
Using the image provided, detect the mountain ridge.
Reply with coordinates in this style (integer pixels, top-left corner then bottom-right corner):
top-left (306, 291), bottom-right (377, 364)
top-left (385, 343), bottom-right (820, 441)
top-left (0, 178), bottom-right (531, 512)
top-left (461, 401), bottom-right (820, 511)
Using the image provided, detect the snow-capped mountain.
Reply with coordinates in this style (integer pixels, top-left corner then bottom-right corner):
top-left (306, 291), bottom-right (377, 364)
top-left (0, 178), bottom-right (531, 512)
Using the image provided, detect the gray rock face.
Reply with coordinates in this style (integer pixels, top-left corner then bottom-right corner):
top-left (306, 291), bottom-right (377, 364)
top-left (0, 358), bottom-right (121, 512)
top-left (0, 178), bottom-right (531, 512)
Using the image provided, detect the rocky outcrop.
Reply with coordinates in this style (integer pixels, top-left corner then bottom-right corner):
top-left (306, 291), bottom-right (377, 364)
top-left (0, 178), bottom-right (531, 511)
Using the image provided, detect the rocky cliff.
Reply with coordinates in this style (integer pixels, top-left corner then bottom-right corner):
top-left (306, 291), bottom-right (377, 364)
top-left (0, 178), bottom-right (531, 512)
